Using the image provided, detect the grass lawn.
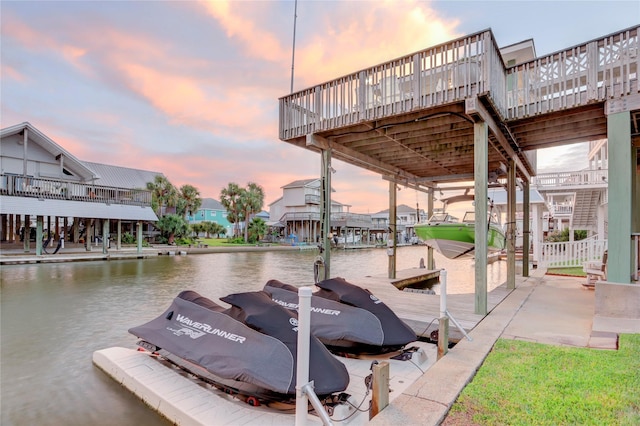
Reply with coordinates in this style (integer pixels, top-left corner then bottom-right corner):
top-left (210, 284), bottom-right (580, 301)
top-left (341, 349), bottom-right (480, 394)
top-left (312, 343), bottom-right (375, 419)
top-left (546, 266), bottom-right (587, 277)
top-left (444, 334), bottom-right (640, 425)
top-left (195, 237), bottom-right (266, 247)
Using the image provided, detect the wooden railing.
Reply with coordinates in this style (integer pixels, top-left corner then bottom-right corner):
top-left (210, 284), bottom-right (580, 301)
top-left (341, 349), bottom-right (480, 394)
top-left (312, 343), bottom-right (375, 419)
top-left (280, 30), bottom-right (501, 139)
top-left (279, 26), bottom-right (638, 139)
top-left (506, 27), bottom-right (638, 118)
top-left (539, 237), bottom-right (607, 268)
top-left (0, 174), bottom-right (152, 206)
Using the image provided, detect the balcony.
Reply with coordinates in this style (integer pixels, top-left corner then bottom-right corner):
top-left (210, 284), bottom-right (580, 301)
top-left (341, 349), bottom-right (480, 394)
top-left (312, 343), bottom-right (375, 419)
top-left (532, 170), bottom-right (608, 189)
top-left (0, 174), bottom-right (152, 207)
top-left (305, 194), bottom-right (320, 205)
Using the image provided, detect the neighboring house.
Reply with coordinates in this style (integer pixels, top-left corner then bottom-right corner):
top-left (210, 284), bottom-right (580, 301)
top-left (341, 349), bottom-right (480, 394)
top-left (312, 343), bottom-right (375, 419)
top-left (187, 198), bottom-right (233, 235)
top-left (0, 122), bottom-right (159, 252)
top-left (255, 210), bottom-right (269, 221)
top-left (268, 178), bottom-right (373, 244)
top-left (532, 139), bottom-right (609, 238)
top-left (370, 204), bottom-right (428, 243)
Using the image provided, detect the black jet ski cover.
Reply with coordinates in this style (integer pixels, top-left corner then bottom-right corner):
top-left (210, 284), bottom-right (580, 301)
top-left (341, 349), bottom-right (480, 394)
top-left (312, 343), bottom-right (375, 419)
top-left (129, 290), bottom-right (349, 396)
top-left (220, 291), bottom-right (349, 396)
top-left (264, 279), bottom-right (385, 349)
top-left (315, 277), bottom-right (417, 347)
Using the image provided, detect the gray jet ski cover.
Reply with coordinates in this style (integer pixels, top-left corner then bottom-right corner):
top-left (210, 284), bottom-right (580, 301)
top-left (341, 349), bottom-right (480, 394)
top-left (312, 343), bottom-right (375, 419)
top-left (129, 290), bottom-right (349, 396)
top-left (316, 277), bottom-right (417, 346)
top-left (264, 279), bottom-right (385, 347)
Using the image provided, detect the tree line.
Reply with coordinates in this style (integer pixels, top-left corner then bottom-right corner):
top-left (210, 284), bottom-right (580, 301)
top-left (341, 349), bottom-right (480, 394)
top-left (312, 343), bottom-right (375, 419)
top-left (146, 175), bottom-right (266, 244)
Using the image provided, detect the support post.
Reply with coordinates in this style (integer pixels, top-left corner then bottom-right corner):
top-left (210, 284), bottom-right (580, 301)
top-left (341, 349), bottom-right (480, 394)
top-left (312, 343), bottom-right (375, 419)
top-left (607, 110), bottom-right (633, 283)
top-left (388, 182), bottom-right (397, 279)
top-left (427, 187), bottom-right (435, 269)
top-left (137, 221), bottom-right (143, 254)
top-left (103, 220), bottom-right (110, 254)
top-left (321, 148), bottom-right (332, 279)
top-left (23, 215), bottom-right (29, 253)
top-left (523, 180), bottom-right (530, 277)
top-left (117, 220), bottom-right (122, 251)
top-left (85, 218), bottom-right (92, 252)
top-left (507, 159), bottom-right (516, 289)
top-left (62, 217), bottom-right (67, 248)
top-left (473, 121), bottom-right (488, 314)
top-left (36, 215), bottom-right (43, 256)
top-left (438, 269), bottom-right (449, 359)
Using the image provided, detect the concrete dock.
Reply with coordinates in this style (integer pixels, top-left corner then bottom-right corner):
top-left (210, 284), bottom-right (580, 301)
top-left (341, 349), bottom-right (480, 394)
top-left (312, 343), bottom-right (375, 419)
top-left (93, 341), bottom-right (438, 425)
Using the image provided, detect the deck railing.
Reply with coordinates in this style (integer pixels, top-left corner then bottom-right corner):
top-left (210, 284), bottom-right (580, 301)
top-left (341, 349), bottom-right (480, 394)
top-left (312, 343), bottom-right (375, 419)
top-left (279, 30), bottom-right (500, 139)
top-left (280, 211), bottom-right (373, 228)
top-left (506, 27), bottom-right (638, 118)
top-left (532, 169), bottom-right (608, 188)
top-left (279, 27), bottom-right (638, 139)
top-left (548, 203), bottom-right (573, 217)
top-left (539, 237), bottom-right (607, 268)
top-left (0, 174), bottom-right (152, 206)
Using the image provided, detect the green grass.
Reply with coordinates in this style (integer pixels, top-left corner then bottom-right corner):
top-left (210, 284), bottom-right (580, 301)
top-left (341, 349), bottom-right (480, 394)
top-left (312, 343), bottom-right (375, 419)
top-left (546, 266), bottom-right (587, 277)
top-left (446, 334), bottom-right (640, 425)
top-left (195, 237), bottom-right (269, 247)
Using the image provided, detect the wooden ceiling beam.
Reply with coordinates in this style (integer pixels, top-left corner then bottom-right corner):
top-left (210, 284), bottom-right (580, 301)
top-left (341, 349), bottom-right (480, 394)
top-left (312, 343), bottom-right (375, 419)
top-left (306, 134), bottom-right (424, 183)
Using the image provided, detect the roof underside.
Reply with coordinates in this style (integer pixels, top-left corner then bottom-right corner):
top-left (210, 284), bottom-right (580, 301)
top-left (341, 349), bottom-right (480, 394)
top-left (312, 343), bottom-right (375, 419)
top-left (0, 196), bottom-right (158, 221)
top-left (282, 99), bottom-right (541, 187)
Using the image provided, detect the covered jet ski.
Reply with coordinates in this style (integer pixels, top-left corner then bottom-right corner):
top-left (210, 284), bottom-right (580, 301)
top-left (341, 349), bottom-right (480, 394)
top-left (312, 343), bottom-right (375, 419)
top-left (264, 277), bottom-right (417, 354)
top-left (128, 290), bottom-right (349, 398)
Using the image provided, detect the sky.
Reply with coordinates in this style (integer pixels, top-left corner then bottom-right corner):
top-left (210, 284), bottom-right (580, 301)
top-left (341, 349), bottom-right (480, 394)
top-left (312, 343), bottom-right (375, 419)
top-left (1, 0), bottom-right (638, 215)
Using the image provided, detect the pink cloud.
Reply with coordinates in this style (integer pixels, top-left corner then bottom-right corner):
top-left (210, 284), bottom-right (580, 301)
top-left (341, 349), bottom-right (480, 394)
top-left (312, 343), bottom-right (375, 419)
top-left (199, 0), bottom-right (289, 63)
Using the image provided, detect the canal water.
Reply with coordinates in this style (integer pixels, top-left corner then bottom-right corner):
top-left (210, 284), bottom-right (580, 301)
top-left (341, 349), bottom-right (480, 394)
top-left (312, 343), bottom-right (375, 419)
top-left (1, 246), bottom-right (506, 426)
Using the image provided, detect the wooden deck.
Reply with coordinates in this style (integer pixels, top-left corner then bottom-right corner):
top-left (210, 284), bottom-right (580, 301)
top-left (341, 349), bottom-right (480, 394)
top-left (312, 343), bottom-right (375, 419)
top-left (348, 268), bottom-right (512, 341)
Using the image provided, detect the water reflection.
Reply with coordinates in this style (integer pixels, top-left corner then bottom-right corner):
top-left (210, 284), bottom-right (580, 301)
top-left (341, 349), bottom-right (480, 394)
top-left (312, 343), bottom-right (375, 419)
top-left (1, 246), bottom-right (505, 426)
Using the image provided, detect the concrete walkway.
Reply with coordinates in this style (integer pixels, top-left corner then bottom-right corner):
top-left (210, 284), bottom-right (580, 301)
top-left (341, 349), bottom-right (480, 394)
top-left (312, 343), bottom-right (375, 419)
top-left (370, 269), bottom-right (639, 426)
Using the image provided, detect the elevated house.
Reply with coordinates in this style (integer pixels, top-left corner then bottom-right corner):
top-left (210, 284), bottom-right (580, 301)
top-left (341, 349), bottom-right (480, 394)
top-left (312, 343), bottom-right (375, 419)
top-left (187, 198), bottom-right (233, 236)
top-left (278, 25), bottom-right (639, 316)
top-left (0, 122), bottom-right (159, 254)
top-left (268, 178), bottom-right (373, 245)
top-left (370, 204), bottom-right (428, 243)
top-left (532, 138), bottom-right (614, 270)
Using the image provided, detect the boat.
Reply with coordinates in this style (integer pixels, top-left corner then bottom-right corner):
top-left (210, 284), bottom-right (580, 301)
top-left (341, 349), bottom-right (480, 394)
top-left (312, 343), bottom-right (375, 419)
top-left (414, 209), bottom-right (506, 259)
top-left (264, 277), bottom-right (417, 356)
top-left (128, 290), bottom-right (350, 405)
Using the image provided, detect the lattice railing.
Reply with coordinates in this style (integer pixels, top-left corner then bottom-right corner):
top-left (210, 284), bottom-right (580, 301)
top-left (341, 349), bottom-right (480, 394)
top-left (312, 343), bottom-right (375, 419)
top-left (506, 26), bottom-right (638, 118)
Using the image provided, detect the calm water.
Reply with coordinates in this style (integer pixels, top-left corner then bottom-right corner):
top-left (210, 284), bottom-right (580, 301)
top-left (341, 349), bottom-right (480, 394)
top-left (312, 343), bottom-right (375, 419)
top-left (1, 246), bottom-right (506, 426)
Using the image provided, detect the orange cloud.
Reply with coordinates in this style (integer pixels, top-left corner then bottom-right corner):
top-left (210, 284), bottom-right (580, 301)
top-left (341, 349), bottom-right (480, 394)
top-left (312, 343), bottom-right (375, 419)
top-left (199, 0), bottom-right (288, 63)
top-left (294, 2), bottom-right (461, 86)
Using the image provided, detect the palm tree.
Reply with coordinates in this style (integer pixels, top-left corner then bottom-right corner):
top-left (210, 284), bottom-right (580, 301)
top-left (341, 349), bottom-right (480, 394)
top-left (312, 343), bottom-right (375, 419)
top-left (206, 221), bottom-right (226, 238)
top-left (190, 222), bottom-right (204, 238)
top-left (240, 182), bottom-right (265, 243)
top-left (156, 213), bottom-right (189, 244)
top-left (248, 217), bottom-right (267, 243)
top-left (146, 175), bottom-right (178, 217)
top-left (178, 184), bottom-right (202, 219)
top-left (219, 183), bottom-right (242, 237)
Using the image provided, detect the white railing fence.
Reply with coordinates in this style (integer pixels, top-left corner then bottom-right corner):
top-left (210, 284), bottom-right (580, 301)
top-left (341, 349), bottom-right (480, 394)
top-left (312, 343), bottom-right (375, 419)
top-left (539, 238), bottom-right (607, 268)
top-left (532, 169), bottom-right (608, 187)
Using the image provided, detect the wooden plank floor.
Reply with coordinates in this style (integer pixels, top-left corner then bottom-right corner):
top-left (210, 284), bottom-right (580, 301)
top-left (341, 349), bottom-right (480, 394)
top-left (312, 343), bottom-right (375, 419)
top-left (344, 268), bottom-right (513, 341)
